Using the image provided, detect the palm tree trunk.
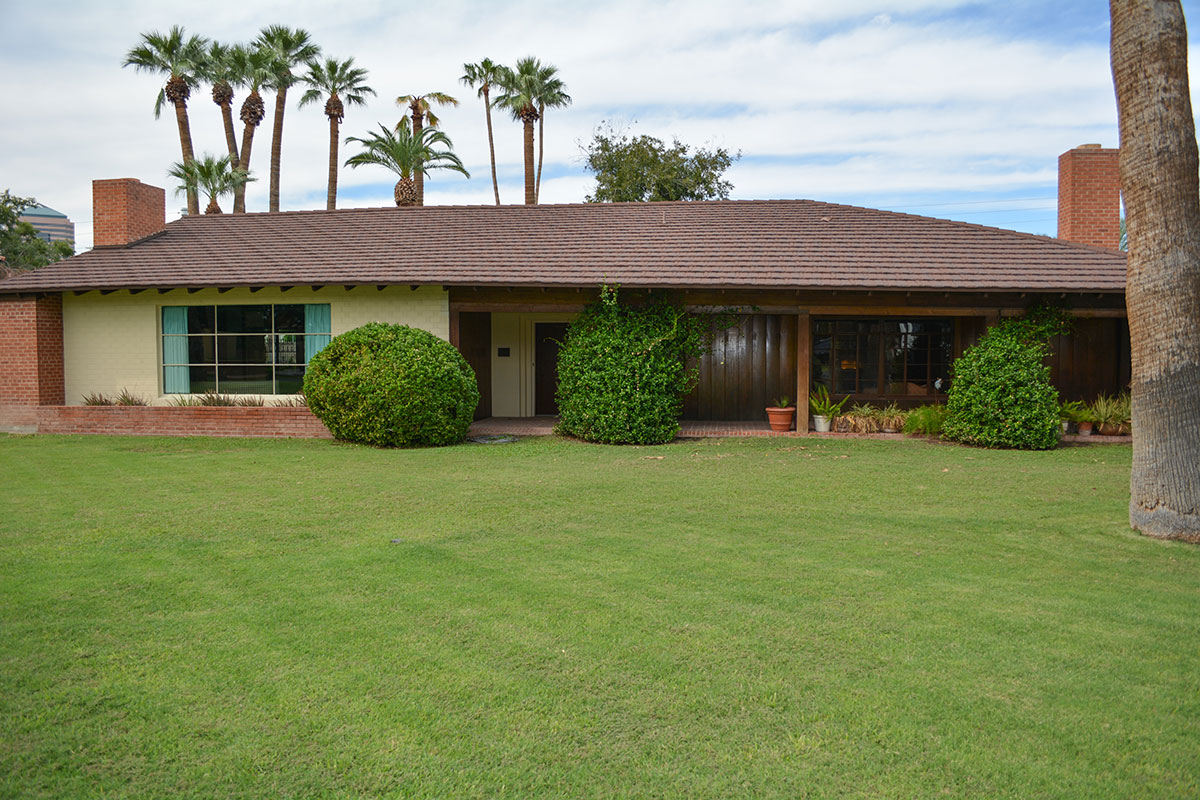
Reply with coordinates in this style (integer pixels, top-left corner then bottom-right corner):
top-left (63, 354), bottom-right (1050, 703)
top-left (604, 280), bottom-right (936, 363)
top-left (174, 100), bottom-right (199, 215)
top-left (235, 122), bottom-right (257, 214)
top-left (221, 102), bottom-right (239, 165)
top-left (412, 111), bottom-right (424, 206)
top-left (326, 114), bottom-right (339, 210)
top-left (269, 85), bottom-right (287, 212)
top-left (523, 118), bottom-right (535, 205)
top-left (484, 86), bottom-right (500, 205)
top-left (1111, 0), bottom-right (1200, 540)
top-left (535, 102), bottom-right (544, 203)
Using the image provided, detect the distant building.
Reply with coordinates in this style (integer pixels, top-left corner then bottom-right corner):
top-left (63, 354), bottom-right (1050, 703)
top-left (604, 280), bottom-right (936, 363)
top-left (19, 204), bottom-right (74, 245)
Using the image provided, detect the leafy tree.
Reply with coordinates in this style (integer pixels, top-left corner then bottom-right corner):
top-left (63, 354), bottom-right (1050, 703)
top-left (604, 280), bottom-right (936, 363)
top-left (0, 191), bottom-right (73, 274)
top-left (255, 25), bottom-right (321, 212)
top-left (461, 59), bottom-right (506, 205)
top-left (167, 154), bottom-right (255, 214)
top-left (301, 57), bottom-right (375, 210)
top-left (228, 44), bottom-right (275, 213)
top-left (583, 125), bottom-right (739, 203)
top-left (343, 124), bottom-right (469, 207)
top-left (1111, 0), bottom-right (1200, 539)
top-left (395, 92), bottom-right (459, 206)
top-left (123, 26), bottom-right (209, 216)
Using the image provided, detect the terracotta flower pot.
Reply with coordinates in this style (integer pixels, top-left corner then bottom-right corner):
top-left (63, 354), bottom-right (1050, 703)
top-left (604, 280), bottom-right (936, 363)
top-left (1077, 421), bottom-right (1094, 436)
top-left (766, 406), bottom-right (796, 432)
top-left (1098, 422), bottom-right (1121, 436)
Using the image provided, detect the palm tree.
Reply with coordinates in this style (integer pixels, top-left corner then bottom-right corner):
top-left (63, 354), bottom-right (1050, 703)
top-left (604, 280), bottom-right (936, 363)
top-left (123, 26), bottom-right (209, 216)
top-left (168, 153), bottom-right (255, 214)
top-left (344, 124), bottom-right (469, 207)
top-left (300, 57), bottom-right (375, 210)
top-left (494, 58), bottom-right (544, 205)
top-left (199, 41), bottom-right (242, 168)
top-left (395, 92), bottom-right (459, 205)
top-left (255, 25), bottom-right (321, 212)
top-left (1111, 0), bottom-right (1200, 539)
top-left (532, 63), bottom-right (570, 203)
top-left (229, 45), bottom-right (275, 213)
top-left (461, 59), bottom-right (506, 205)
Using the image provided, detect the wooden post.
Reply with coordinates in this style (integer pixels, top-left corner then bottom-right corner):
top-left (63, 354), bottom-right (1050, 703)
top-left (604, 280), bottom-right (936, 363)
top-left (796, 311), bottom-right (810, 433)
top-left (449, 308), bottom-right (460, 349)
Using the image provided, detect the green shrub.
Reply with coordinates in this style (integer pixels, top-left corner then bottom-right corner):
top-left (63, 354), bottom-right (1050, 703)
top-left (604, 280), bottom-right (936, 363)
top-left (903, 404), bottom-right (948, 435)
top-left (555, 287), bottom-right (709, 445)
top-left (942, 308), bottom-right (1068, 450)
top-left (303, 323), bottom-right (479, 447)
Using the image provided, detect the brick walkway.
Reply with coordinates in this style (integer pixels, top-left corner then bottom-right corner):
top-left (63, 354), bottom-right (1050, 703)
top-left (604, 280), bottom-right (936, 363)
top-left (468, 417), bottom-right (1134, 444)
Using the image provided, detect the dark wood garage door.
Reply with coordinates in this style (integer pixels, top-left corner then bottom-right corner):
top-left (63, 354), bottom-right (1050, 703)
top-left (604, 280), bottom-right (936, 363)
top-left (683, 314), bottom-right (798, 421)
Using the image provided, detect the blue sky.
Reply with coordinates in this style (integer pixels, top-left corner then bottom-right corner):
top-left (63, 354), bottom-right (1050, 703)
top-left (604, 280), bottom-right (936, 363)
top-left (3, 0), bottom-right (1198, 250)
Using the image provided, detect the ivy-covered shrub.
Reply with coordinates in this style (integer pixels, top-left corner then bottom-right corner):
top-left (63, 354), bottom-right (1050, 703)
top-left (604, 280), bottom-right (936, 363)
top-left (942, 307), bottom-right (1070, 450)
top-left (303, 322), bottom-right (479, 447)
top-left (556, 286), bottom-right (709, 444)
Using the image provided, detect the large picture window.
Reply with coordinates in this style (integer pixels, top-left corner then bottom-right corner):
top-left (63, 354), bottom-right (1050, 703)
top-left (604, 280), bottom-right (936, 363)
top-left (812, 319), bottom-right (953, 398)
top-left (162, 304), bottom-right (331, 394)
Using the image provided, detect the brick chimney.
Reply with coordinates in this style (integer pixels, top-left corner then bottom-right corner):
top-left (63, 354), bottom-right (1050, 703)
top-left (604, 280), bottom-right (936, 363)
top-left (1057, 144), bottom-right (1121, 249)
top-left (92, 178), bottom-right (166, 247)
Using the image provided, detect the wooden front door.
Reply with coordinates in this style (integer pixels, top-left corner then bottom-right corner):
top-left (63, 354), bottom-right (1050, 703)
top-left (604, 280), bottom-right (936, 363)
top-left (534, 322), bottom-right (569, 415)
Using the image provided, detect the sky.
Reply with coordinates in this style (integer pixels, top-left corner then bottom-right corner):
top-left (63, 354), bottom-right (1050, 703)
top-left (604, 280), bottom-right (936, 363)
top-left (3, 0), bottom-right (1199, 252)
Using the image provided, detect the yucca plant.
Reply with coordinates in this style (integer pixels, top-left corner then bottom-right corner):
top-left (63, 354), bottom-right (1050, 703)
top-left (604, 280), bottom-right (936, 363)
top-left (114, 388), bottom-right (149, 406)
top-left (82, 392), bottom-right (114, 406)
top-left (879, 402), bottom-right (907, 432)
top-left (344, 124), bottom-right (469, 206)
top-left (168, 153), bottom-right (255, 214)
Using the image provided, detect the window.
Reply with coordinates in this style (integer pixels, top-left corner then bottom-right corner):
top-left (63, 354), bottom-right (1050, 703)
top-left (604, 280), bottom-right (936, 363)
top-left (812, 319), bottom-right (953, 397)
top-left (162, 304), bottom-right (331, 394)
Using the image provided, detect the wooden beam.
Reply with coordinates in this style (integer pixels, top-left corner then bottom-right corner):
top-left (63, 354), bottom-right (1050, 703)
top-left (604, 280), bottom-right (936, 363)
top-left (73, 290), bottom-right (90, 296)
top-left (377, 285), bottom-right (386, 291)
top-left (279, 286), bottom-right (293, 292)
top-left (311, 285), bottom-right (324, 292)
top-left (796, 311), bottom-right (811, 434)
top-left (217, 287), bottom-right (233, 294)
top-left (157, 288), bottom-right (172, 294)
top-left (99, 290), bottom-right (117, 295)
top-left (128, 289), bottom-right (146, 295)
top-left (449, 309), bottom-right (461, 348)
top-left (344, 285), bottom-right (355, 292)
top-left (187, 287), bottom-right (203, 294)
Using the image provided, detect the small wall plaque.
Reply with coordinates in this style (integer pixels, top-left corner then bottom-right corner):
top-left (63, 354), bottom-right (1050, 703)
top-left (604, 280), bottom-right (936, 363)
top-left (497, 347), bottom-right (511, 357)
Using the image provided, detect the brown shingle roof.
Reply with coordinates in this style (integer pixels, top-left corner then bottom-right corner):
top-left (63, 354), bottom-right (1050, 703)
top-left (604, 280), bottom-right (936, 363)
top-left (0, 199), bottom-right (1127, 294)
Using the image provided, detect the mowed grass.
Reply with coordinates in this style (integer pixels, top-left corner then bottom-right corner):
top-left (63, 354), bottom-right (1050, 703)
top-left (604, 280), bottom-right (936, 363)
top-left (0, 433), bottom-right (1197, 799)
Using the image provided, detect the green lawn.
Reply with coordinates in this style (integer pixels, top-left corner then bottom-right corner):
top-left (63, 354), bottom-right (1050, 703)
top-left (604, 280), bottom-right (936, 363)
top-left (1, 433), bottom-right (1196, 798)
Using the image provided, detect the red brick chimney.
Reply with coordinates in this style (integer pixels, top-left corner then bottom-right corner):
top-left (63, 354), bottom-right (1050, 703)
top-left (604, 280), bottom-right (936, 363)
top-left (1057, 144), bottom-right (1121, 249)
top-left (92, 178), bottom-right (166, 247)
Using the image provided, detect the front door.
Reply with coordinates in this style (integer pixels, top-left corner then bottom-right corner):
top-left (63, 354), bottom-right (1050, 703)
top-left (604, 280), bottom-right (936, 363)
top-left (534, 322), bottom-right (569, 415)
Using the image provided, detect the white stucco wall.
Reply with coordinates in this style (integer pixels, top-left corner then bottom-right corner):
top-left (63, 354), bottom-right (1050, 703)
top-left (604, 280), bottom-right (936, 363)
top-left (62, 286), bottom-right (449, 405)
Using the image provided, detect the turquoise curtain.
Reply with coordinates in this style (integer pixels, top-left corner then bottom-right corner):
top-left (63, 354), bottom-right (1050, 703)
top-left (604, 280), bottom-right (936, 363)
top-left (304, 304), bottom-right (331, 363)
top-left (162, 306), bottom-right (190, 393)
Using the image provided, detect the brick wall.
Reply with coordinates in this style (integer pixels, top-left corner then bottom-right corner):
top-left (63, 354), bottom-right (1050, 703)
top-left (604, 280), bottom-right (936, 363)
top-left (0, 294), bottom-right (64, 431)
top-left (1057, 145), bottom-right (1121, 250)
top-left (35, 406), bottom-right (332, 438)
top-left (92, 178), bottom-right (166, 247)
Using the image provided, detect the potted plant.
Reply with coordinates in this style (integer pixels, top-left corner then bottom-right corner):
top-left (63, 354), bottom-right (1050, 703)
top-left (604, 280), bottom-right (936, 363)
top-left (1091, 394), bottom-right (1122, 435)
top-left (1059, 400), bottom-right (1085, 435)
top-left (808, 386), bottom-right (848, 432)
top-left (846, 402), bottom-right (879, 434)
top-left (879, 402), bottom-right (906, 433)
top-left (766, 395), bottom-right (797, 432)
top-left (1076, 404), bottom-right (1097, 436)
top-left (1116, 392), bottom-right (1132, 435)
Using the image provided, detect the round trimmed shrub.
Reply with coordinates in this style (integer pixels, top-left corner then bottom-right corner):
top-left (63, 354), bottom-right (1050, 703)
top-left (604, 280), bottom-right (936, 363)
top-left (556, 287), bottom-right (708, 445)
top-left (303, 322), bottom-right (479, 447)
top-left (942, 309), bottom-right (1069, 450)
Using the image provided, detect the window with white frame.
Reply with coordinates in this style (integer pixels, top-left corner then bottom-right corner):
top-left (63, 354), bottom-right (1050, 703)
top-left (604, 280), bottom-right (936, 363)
top-left (161, 304), bottom-right (331, 394)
